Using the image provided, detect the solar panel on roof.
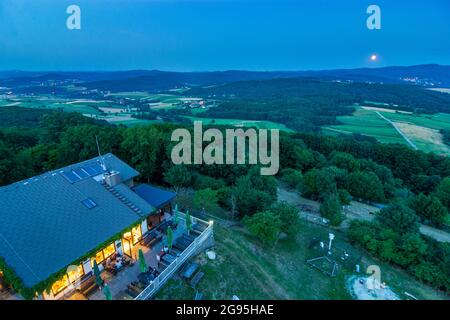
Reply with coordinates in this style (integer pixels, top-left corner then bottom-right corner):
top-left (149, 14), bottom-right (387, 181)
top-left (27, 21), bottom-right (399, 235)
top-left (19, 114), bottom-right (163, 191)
top-left (82, 198), bottom-right (97, 209)
top-left (82, 166), bottom-right (97, 176)
top-left (62, 171), bottom-right (82, 183)
top-left (73, 168), bottom-right (89, 179)
top-left (90, 164), bottom-right (104, 175)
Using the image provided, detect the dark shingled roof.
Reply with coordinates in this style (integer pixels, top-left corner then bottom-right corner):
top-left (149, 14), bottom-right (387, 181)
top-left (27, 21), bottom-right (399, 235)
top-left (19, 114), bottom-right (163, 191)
top-left (0, 154), bottom-right (152, 288)
top-left (133, 184), bottom-right (176, 209)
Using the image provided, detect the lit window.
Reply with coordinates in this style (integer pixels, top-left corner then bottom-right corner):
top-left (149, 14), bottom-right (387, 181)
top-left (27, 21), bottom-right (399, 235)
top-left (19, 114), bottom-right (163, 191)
top-left (132, 225), bottom-right (142, 244)
top-left (52, 275), bottom-right (69, 295)
top-left (91, 250), bottom-right (105, 267)
top-left (103, 243), bottom-right (116, 260)
top-left (67, 265), bottom-right (84, 283)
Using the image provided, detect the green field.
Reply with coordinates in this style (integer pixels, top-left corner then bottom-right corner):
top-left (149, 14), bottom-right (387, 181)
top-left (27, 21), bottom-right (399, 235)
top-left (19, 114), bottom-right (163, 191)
top-left (110, 119), bottom-right (162, 127)
top-left (0, 98), bottom-right (103, 115)
top-left (375, 112), bottom-right (450, 131)
top-left (324, 108), bottom-right (405, 144)
top-left (107, 92), bottom-right (183, 103)
top-left (105, 91), bottom-right (153, 99)
top-left (183, 116), bottom-right (295, 132)
top-left (155, 222), bottom-right (447, 300)
top-left (324, 106), bottom-right (450, 155)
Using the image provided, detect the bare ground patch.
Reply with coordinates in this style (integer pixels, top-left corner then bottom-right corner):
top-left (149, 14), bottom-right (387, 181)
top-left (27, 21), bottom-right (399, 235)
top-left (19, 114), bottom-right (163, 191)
top-left (361, 106), bottom-right (412, 114)
top-left (394, 121), bottom-right (450, 154)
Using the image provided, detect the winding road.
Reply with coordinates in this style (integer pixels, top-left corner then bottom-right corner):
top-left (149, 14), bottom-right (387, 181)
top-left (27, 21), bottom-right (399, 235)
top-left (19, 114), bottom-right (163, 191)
top-left (375, 111), bottom-right (419, 150)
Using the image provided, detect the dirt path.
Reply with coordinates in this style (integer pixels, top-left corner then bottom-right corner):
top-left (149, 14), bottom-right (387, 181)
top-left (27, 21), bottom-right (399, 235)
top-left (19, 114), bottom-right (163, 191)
top-left (420, 225), bottom-right (450, 242)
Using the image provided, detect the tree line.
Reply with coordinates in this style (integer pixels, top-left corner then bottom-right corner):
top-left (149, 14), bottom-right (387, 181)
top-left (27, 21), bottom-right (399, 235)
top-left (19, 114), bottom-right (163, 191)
top-left (0, 108), bottom-right (449, 293)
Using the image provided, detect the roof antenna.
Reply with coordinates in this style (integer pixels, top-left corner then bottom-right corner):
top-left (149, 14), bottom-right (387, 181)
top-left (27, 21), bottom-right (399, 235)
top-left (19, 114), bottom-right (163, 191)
top-left (95, 135), bottom-right (107, 172)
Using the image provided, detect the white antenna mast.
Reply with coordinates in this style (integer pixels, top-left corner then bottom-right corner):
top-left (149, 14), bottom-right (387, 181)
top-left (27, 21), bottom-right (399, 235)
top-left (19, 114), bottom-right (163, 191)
top-left (95, 135), bottom-right (107, 172)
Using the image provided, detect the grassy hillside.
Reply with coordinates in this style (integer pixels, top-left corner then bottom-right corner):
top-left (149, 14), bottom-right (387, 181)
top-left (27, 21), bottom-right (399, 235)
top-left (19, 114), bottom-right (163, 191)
top-left (155, 222), bottom-right (447, 300)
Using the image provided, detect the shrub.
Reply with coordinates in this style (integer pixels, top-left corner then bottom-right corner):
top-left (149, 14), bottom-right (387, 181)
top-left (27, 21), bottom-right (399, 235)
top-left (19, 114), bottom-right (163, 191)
top-left (243, 211), bottom-right (282, 246)
top-left (320, 194), bottom-right (344, 226)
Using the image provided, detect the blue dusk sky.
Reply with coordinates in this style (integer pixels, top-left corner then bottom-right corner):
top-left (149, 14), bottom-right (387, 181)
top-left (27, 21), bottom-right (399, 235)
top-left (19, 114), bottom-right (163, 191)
top-left (0, 0), bottom-right (449, 71)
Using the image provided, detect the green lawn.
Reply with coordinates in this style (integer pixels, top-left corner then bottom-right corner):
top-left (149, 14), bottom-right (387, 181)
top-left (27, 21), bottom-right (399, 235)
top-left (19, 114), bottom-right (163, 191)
top-left (183, 116), bottom-right (295, 132)
top-left (155, 222), bottom-right (447, 300)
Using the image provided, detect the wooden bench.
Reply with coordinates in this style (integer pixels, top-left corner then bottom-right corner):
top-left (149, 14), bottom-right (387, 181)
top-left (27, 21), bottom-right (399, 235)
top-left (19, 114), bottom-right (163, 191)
top-left (190, 271), bottom-right (204, 288)
top-left (194, 291), bottom-right (203, 300)
top-left (77, 274), bottom-right (98, 297)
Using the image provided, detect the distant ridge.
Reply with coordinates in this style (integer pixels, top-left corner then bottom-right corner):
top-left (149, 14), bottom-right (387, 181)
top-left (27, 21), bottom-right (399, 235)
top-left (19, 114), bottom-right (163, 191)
top-left (1, 64), bottom-right (449, 91)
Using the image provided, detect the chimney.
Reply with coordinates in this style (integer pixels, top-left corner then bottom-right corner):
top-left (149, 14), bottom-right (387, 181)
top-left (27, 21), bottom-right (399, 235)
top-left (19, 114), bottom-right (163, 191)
top-left (104, 170), bottom-right (121, 187)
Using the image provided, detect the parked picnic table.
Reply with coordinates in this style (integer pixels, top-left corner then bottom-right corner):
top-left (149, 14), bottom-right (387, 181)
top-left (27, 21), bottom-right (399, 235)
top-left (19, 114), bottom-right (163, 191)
top-left (161, 253), bottom-right (177, 265)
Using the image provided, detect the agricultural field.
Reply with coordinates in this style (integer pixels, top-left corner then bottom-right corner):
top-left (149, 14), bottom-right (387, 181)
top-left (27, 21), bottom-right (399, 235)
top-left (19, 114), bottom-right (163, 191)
top-left (324, 106), bottom-right (450, 155)
top-left (106, 92), bottom-right (205, 110)
top-left (323, 108), bottom-right (405, 144)
top-left (102, 117), bottom-right (161, 127)
top-left (155, 222), bottom-right (447, 300)
top-left (183, 116), bottom-right (295, 132)
top-left (428, 88), bottom-right (450, 94)
top-left (0, 97), bottom-right (106, 115)
top-left (0, 93), bottom-right (210, 127)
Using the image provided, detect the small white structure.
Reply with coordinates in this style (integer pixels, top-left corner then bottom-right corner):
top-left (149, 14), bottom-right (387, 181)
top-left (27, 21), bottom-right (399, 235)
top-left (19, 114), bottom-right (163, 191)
top-left (328, 233), bottom-right (335, 255)
top-left (206, 250), bottom-right (216, 260)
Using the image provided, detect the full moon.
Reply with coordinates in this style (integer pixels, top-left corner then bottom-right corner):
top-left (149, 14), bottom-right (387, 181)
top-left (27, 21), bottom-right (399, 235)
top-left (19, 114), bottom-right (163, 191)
top-left (370, 54), bottom-right (378, 61)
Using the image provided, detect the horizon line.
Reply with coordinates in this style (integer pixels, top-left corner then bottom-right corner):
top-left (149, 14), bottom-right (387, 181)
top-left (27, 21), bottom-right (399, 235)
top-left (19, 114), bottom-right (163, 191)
top-left (0, 63), bottom-right (448, 74)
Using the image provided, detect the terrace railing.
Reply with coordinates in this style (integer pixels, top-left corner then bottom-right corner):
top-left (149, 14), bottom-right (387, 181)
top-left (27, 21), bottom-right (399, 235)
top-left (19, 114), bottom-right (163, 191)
top-left (134, 213), bottom-right (213, 300)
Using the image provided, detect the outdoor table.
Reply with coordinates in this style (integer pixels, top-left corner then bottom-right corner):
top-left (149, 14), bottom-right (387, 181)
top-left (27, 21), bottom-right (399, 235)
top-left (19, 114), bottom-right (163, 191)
top-left (161, 253), bottom-right (176, 265)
